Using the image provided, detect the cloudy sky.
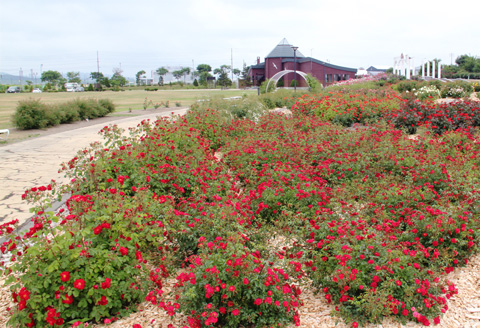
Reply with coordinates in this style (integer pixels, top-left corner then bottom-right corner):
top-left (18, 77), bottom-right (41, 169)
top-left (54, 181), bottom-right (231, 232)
top-left (0, 0), bottom-right (478, 79)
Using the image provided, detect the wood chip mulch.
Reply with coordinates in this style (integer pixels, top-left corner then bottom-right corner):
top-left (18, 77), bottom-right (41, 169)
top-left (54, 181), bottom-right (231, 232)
top-left (2, 251), bottom-right (480, 328)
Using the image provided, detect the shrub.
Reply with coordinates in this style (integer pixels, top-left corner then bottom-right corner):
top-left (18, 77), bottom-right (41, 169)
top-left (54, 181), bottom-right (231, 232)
top-left (441, 81), bottom-right (474, 98)
top-left (259, 79), bottom-right (276, 94)
top-left (472, 82), bottom-right (480, 92)
top-left (12, 99), bottom-right (59, 129)
top-left (12, 98), bottom-right (115, 130)
top-left (170, 238), bottom-right (302, 328)
top-left (441, 86), bottom-right (466, 98)
top-left (415, 85), bottom-right (441, 101)
top-left (3, 186), bottom-right (166, 327)
top-left (427, 80), bottom-right (443, 90)
top-left (305, 74), bottom-right (323, 93)
top-left (98, 99), bottom-right (115, 114)
top-left (393, 80), bottom-right (422, 93)
top-left (55, 103), bottom-right (80, 124)
top-left (6, 90), bottom-right (480, 328)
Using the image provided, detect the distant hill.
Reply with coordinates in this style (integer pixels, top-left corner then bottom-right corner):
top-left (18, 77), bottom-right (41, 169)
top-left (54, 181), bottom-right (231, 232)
top-left (0, 72), bottom-right (134, 85)
top-left (0, 73), bottom-right (25, 85)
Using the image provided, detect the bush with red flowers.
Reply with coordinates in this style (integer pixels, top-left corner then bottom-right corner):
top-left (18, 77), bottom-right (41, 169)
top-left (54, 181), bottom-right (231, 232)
top-left (168, 237), bottom-right (302, 328)
top-left (2, 80), bottom-right (480, 328)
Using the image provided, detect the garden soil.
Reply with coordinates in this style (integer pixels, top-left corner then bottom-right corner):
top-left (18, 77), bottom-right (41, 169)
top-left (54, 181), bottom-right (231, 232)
top-left (2, 107), bottom-right (480, 328)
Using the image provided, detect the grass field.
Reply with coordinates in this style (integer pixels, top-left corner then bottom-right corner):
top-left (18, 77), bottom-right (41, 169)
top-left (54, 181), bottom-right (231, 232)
top-left (0, 89), bottom-right (256, 129)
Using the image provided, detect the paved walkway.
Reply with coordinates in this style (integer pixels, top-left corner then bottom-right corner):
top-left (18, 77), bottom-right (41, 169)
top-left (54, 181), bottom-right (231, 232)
top-left (0, 108), bottom-right (188, 226)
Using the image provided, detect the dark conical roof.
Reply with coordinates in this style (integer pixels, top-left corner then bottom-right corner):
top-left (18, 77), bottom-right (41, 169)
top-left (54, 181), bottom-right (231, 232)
top-left (266, 38), bottom-right (305, 58)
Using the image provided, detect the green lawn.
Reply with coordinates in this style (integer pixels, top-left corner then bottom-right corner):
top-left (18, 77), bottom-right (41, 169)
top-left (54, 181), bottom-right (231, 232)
top-left (0, 89), bottom-right (256, 129)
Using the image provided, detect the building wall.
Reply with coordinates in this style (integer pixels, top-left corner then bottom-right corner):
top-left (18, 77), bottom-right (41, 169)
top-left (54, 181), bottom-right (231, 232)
top-left (265, 58), bottom-right (283, 80)
top-left (250, 67), bottom-right (265, 85)
top-left (250, 58), bottom-right (355, 87)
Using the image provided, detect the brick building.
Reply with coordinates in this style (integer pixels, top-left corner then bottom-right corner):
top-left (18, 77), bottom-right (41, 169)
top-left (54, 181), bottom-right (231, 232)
top-left (248, 38), bottom-right (357, 87)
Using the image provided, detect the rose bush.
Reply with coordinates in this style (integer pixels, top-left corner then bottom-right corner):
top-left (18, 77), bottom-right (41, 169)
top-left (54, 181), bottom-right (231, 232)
top-left (2, 79), bottom-right (480, 327)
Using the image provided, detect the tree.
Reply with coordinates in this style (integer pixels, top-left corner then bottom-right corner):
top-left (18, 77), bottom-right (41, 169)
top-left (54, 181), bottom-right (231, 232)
top-left (240, 63), bottom-right (250, 80)
top-left (136, 70), bottom-right (146, 85)
top-left (90, 72), bottom-right (104, 83)
top-left (214, 65), bottom-right (232, 88)
top-left (172, 69), bottom-right (183, 81)
top-left (181, 67), bottom-right (191, 84)
top-left (90, 72), bottom-right (106, 90)
top-left (111, 67), bottom-right (127, 87)
top-left (41, 70), bottom-right (62, 85)
top-left (156, 67), bottom-right (169, 86)
top-left (66, 72), bottom-right (81, 83)
top-left (239, 63), bottom-right (252, 87)
top-left (196, 64), bottom-right (212, 85)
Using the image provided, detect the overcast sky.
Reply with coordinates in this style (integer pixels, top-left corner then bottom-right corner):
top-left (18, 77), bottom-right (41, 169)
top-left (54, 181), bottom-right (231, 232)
top-left (1, 0), bottom-right (478, 79)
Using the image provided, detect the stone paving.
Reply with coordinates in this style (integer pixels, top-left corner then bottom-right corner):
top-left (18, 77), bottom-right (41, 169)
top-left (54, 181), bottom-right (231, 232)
top-left (0, 108), bottom-right (188, 227)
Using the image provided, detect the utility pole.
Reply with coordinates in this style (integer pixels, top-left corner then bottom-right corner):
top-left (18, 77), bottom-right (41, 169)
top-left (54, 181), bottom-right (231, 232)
top-left (97, 51), bottom-right (100, 75)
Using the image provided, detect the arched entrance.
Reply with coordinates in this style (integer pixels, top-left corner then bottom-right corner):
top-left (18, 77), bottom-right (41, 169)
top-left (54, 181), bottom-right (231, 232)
top-left (266, 69), bottom-right (310, 92)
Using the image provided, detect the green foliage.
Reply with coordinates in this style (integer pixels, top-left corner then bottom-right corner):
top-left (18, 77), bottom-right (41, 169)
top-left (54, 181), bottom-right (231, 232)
top-left (6, 84), bottom-right (480, 328)
top-left (392, 80), bottom-right (422, 93)
top-left (196, 64), bottom-right (213, 85)
top-left (66, 72), bottom-right (81, 84)
top-left (41, 70), bottom-right (62, 85)
top-left (259, 89), bottom-right (296, 110)
top-left (415, 85), bottom-right (441, 101)
top-left (214, 65), bottom-right (233, 88)
top-left (12, 99), bottom-right (58, 129)
top-left (305, 74), bottom-right (323, 93)
top-left (440, 81), bottom-right (474, 98)
top-left (12, 98), bottom-right (116, 130)
top-left (174, 239), bottom-right (301, 328)
top-left (3, 185), bottom-right (166, 327)
top-left (259, 79), bottom-right (276, 94)
top-left (135, 70), bottom-right (146, 85)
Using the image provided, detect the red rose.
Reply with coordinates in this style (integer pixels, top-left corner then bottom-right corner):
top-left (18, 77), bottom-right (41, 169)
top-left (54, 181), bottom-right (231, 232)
top-left (74, 279), bottom-right (85, 290)
top-left (93, 225), bottom-right (103, 235)
top-left (62, 294), bottom-right (73, 304)
top-left (97, 295), bottom-right (108, 305)
top-left (60, 271), bottom-right (70, 282)
top-left (232, 309), bottom-right (240, 316)
top-left (119, 247), bottom-right (129, 256)
top-left (101, 278), bottom-right (111, 289)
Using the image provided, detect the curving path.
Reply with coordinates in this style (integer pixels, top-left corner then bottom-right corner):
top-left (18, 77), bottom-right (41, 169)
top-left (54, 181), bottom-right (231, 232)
top-left (0, 108), bottom-right (188, 227)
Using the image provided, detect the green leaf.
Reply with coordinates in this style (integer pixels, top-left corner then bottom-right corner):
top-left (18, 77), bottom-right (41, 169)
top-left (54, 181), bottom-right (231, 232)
top-left (47, 260), bottom-right (59, 273)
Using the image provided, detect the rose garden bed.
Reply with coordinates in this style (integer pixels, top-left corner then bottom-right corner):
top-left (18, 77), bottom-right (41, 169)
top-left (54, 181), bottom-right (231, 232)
top-left (1, 80), bottom-right (480, 327)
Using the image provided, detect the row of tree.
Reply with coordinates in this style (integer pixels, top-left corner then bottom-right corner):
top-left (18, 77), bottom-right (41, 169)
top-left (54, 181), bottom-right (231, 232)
top-left (140, 64), bottom-right (245, 87)
top-left (40, 68), bottom-right (128, 89)
top-left (39, 63), bottom-right (251, 89)
top-left (442, 54), bottom-right (480, 78)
